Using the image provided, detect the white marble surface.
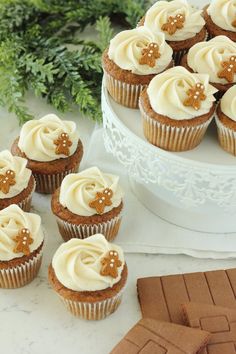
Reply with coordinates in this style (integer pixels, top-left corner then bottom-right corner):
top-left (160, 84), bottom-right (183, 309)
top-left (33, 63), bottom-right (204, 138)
top-left (1, 96), bottom-right (236, 354)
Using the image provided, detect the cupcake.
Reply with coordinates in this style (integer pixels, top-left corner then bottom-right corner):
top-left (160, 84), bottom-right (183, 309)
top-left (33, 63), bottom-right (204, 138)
top-left (139, 66), bottom-right (217, 151)
top-left (11, 114), bottom-right (83, 194)
top-left (203, 0), bottom-right (236, 41)
top-left (139, 0), bottom-right (206, 65)
top-left (0, 204), bottom-right (44, 288)
top-left (48, 234), bottom-right (128, 320)
top-left (51, 167), bottom-right (124, 241)
top-left (215, 85), bottom-right (236, 155)
top-left (0, 150), bottom-right (35, 211)
top-left (181, 36), bottom-right (236, 99)
top-left (102, 26), bottom-right (173, 108)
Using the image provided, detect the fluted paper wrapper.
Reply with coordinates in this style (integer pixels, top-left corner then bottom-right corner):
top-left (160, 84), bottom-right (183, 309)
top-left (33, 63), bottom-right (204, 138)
top-left (0, 249), bottom-right (43, 289)
top-left (104, 70), bottom-right (146, 109)
top-left (34, 167), bottom-right (79, 194)
top-left (17, 179), bottom-right (36, 212)
top-left (59, 290), bottom-right (124, 320)
top-left (56, 214), bottom-right (122, 242)
top-left (215, 114), bottom-right (236, 156)
top-left (140, 103), bottom-right (213, 152)
top-left (172, 48), bottom-right (188, 66)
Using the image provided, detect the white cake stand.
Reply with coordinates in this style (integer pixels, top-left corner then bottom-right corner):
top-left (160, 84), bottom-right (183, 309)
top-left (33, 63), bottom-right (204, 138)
top-left (102, 82), bottom-right (236, 233)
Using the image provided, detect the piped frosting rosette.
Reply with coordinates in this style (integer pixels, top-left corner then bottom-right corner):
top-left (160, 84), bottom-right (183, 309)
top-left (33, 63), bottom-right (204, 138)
top-left (52, 234), bottom-right (125, 291)
top-left (0, 150), bottom-right (31, 199)
top-left (220, 85), bottom-right (236, 121)
top-left (187, 36), bottom-right (236, 85)
top-left (140, 66), bottom-right (217, 151)
top-left (144, 0), bottom-right (205, 41)
top-left (18, 114), bottom-right (79, 162)
top-left (207, 0), bottom-right (236, 32)
top-left (108, 26), bottom-right (173, 75)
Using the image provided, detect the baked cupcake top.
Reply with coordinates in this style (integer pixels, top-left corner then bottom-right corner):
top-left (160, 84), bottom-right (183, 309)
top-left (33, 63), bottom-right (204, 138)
top-left (187, 36), bottom-right (236, 85)
top-left (52, 234), bottom-right (125, 291)
top-left (108, 26), bottom-right (173, 75)
top-left (59, 166), bottom-right (123, 216)
top-left (0, 150), bottom-right (32, 199)
top-left (18, 114), bottom-right (79, 162)
top-left (220, 85), bottom-right (236, 121)
top-left (207, 0), bottom-right (236, 32)
top-left (144, 0), bottom-right (205, 41)
top-left (0, 204), bottom-right (44, 261)
top-left (147, 66), bottom-right (217, 120)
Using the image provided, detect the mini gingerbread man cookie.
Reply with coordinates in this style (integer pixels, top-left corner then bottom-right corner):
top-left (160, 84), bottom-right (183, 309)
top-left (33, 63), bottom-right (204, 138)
top-left (54, 132), bottom-right (72, 156)
top-left (161, 14), bottom-right (185, 35)
top-left (139, 43), bottom-right (160, 68)
top-left (218, 56), bottom-right (236, 83)
top-left (100, 250), bottom-right (122, 278)
top-left (183, 83), bottom-right (206, 110)
top-left (232, 19), bottom-right (236, 28)
top-left (13, 228), bottom-right (33, 256)
top-left (0, 169), bottom-right (16, 194)
top-left (89, 188), bottom-right (113, 214)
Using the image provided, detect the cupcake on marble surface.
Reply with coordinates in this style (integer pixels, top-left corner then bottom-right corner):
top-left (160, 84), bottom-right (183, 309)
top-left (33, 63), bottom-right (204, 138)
top-left (0, 150), bottom-right (35, 211)
top-left (102, 26), bottom-right (173, 108)
top-left (139, 66), bottom-right (217, 151)
top-left (11, 114), bottom-right (83, 194)
top-left (215, 86), bottom-right (236, 155)
top-left (139, 0), bottom-right (206, 64)
top-left (0, 204), bottom-right (44, 288)
top-left (51, 166), bottom-right (124, 241)
top-left (181, 36), bottom-right (236, 98)
top-left (48, 234), bottom-right (128, 320)
top-left (203, 0), bottom-right (236, 42)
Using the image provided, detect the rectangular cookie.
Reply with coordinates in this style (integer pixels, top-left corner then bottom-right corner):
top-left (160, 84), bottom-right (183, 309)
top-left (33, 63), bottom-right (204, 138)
top-left (137, 268), bottom-right (236, 324)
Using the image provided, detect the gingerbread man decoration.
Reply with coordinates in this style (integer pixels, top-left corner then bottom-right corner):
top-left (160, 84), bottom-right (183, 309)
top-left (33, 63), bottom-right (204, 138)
top-left (161, 14), bottom-right (185, 35)
top-left (218, 56), bottom-right (236, 83)
top-left (89, 188), bottom-right (113, 215)
top-left (232, 19), bottom-right (236, 28)
top-left (54, 132), bottom-right (72, 156)
top-left (0, 169), bottom-right (16, 194)
top-left (13, 228), bottom-right (33, 256)
top-left (183, 83), bottom-right (206, 110)
top-left (100, 250), bottom-right (122, 278)
top-left (139, 43), bottom-right (160, 67)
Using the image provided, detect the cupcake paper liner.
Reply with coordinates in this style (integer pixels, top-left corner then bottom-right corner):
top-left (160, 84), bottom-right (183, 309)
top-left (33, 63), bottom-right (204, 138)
top-left (59, 288), bottom-right (124, 320)
top-left (215, 113), bottom-right (236, 156)
top-left (0, 248), bottom-right (43, 289)
top-left (56, 214), bottom-right (122, 242)
top-left (17, 178), bottom-right (36, 212)
top-left (34, 167), bottom-right (78, 194)
top-left (172, 48), bottom-right (189, 66)
top-left (104, 70), bottom-right (146, 109)
top-left (140, 103), bottom-right (213, 151)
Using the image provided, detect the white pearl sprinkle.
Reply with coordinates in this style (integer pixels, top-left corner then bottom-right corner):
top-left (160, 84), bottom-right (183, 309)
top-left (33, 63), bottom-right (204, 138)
top-left (111, 259), bottom-right (115, 263)
top-left (99, 200), bottom-right (103, 204)
top-left (110, 264), bottom-right (114, 267)
top-left (230, 64), bottom-right (233, 68)
top-left (3, 181), bottom-right (6, 184)
top-left (148, 54), bottom-right (151, 57)
top-left (102, 197), bottom-right (105, 200)
top-left (194, 95), bottom-right (198, 99)
top-left (228, 68), bottom-right (231, 72)
top-left (23, 241), bottom-right (26, 245)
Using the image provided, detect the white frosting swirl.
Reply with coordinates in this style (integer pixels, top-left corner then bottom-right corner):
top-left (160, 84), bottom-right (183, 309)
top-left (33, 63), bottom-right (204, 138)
top-left (147, 66), bottom-right (217, 120)
top-left (0, 204), bottom-right (44, 261)
top-left (52, 234), bottom-right (125, 291)
top-left (187, 36), bottom-right (236, 84)
top-left (0, 150), bottom-right (31, 199)
top-left (221, 85), bottom-right (236, 121)
top-left (18, 114), bottom-right (79, 162)
top-left (59, 167), bottom-right (123, 216)
top-left (207, 0), bottom-right (236, 32)
top-left (108, 26), bottom-right (173, 75)
top-left (144, 0), bottom-right (205, 41)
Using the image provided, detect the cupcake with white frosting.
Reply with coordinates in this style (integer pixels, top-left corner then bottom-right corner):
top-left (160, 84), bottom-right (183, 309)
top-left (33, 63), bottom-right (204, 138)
top-left (102, 26), bottom-right (173, 108)
top-left (181, 36), bottom-right (236, 98)
top-left (0, 204), bottom-right (44, 288)
top-left (215, 86), bottom-right (236, 155)
top-left (48, 234), bottom-right (128, 320)
top-left (51, 166), bottom-right (124, 241)
top-left (139, 0), bottom-right (206, 64)
top-left (0, 150), bottom-right (35, 211)
top-left (11, 114), bottom-right (83, 194)
top-left (139, 66), bottom-right (217, 151)
top-left (203, 0), bottom-right (236, 41)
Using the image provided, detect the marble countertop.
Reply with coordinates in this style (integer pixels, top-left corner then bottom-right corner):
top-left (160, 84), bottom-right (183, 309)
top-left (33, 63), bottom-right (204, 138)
top-left (1, 96), bottom-right (236, 354)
